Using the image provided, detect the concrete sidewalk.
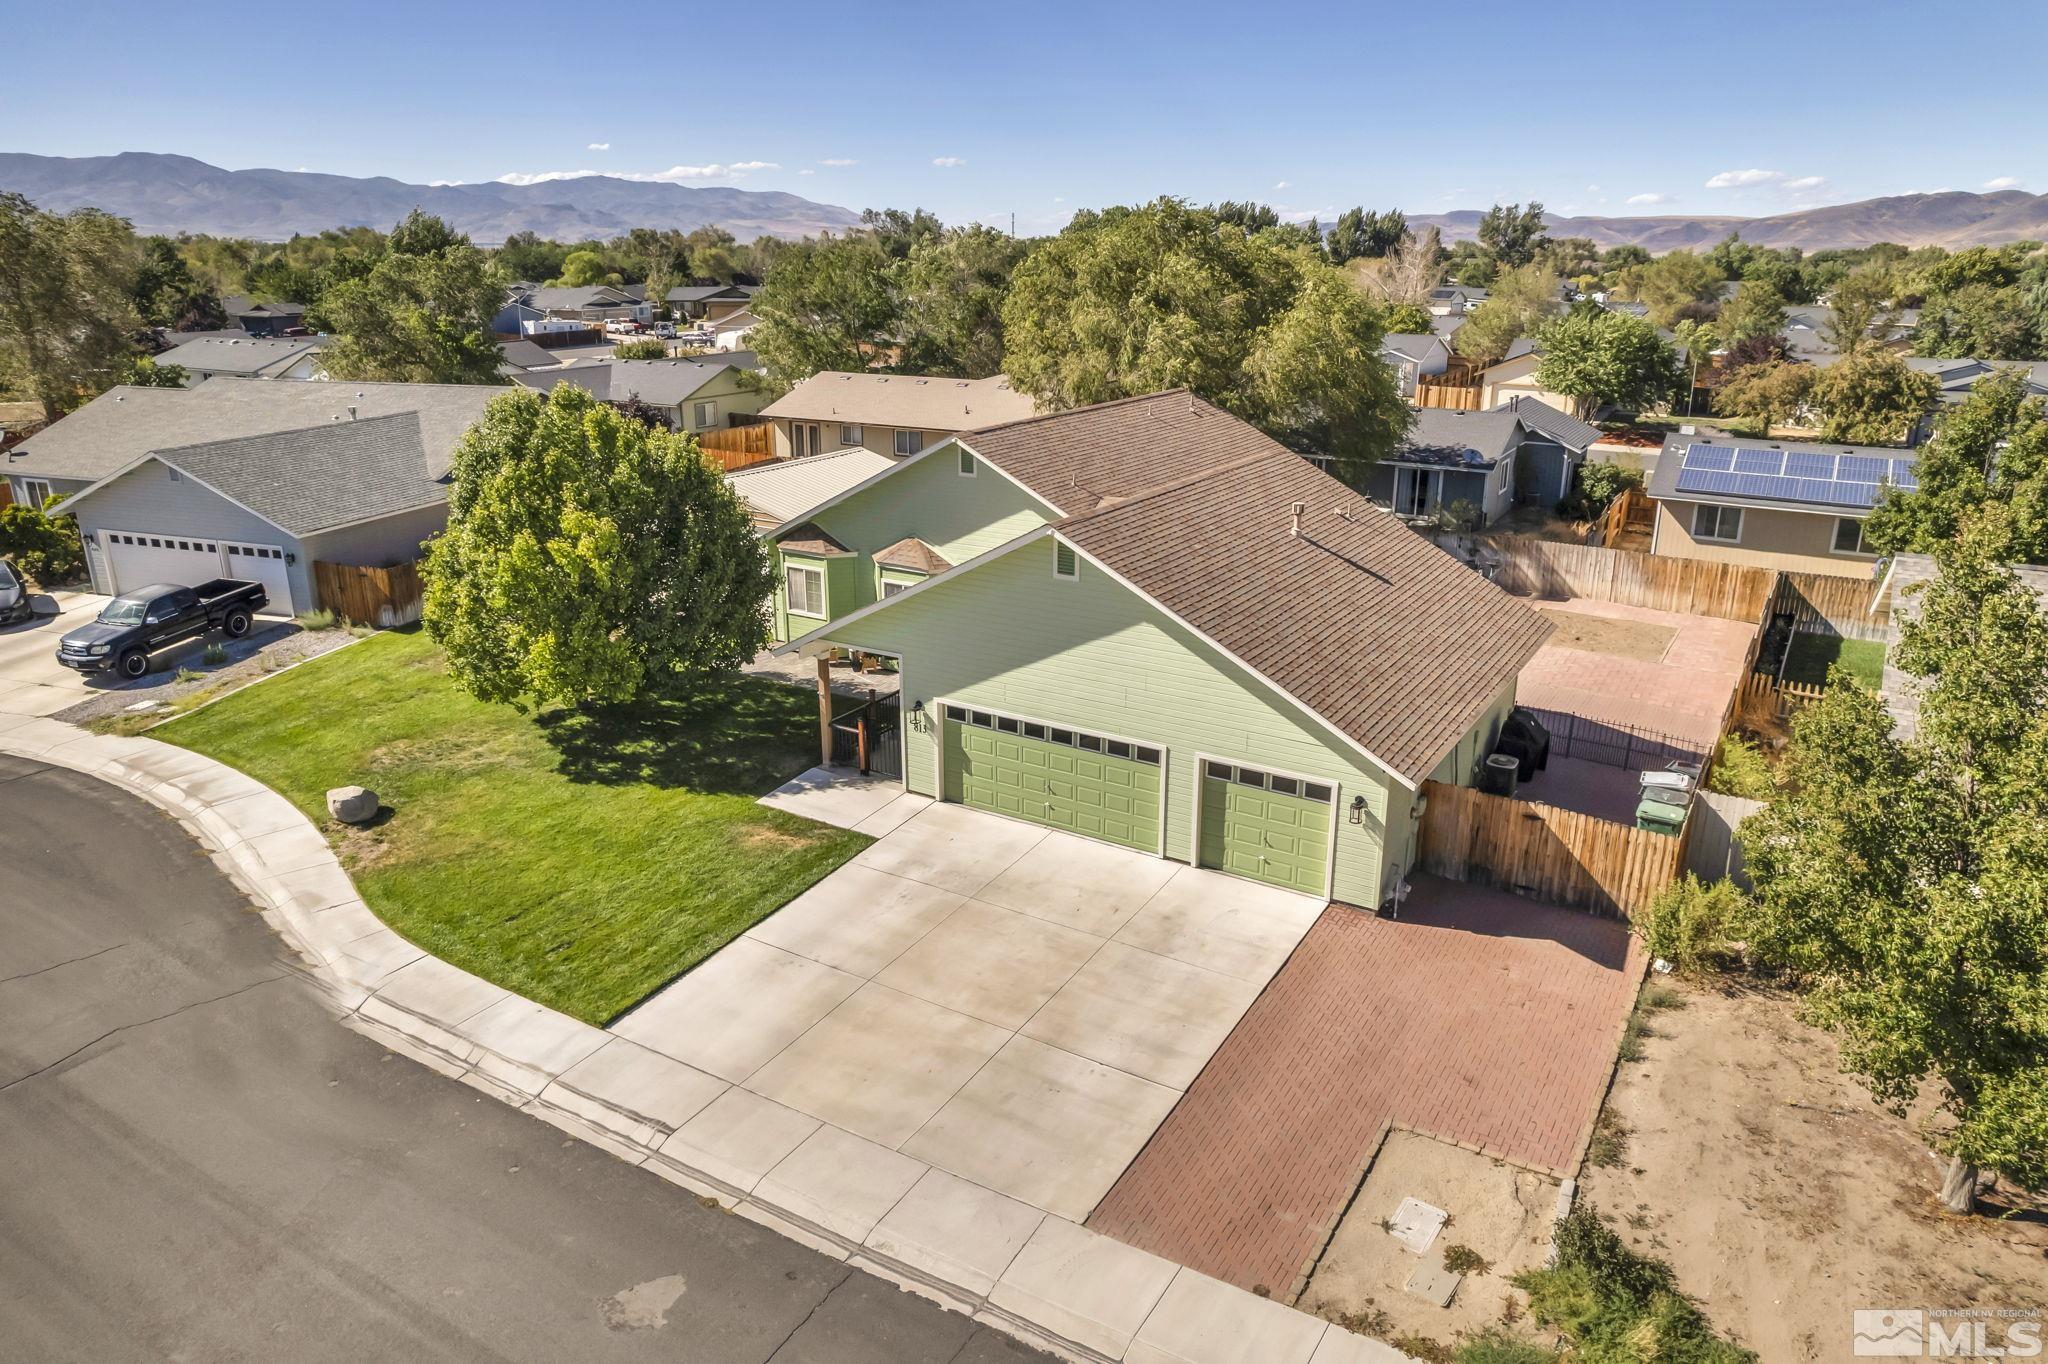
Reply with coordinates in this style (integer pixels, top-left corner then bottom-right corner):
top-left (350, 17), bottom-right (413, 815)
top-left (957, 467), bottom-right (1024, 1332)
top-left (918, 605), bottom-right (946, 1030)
top-left (0, 711), bottom-right (1411, 1364)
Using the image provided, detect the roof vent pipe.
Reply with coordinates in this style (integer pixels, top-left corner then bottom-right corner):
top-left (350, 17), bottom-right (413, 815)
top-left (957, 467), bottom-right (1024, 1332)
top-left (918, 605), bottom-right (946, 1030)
top-left (348, 406), bottom-right (358, 421)
top-left (1290, 501), bottom-right (1305, 537)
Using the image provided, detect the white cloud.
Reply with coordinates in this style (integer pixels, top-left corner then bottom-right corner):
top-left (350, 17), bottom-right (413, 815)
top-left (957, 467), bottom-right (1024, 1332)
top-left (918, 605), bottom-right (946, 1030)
top-left (820, 157), bottom-right (858, 167)
top-left (1626, 192), bottom-right (1671, 206)
top-left (1274, 179), bottom-right (1290, 190)
top-left (1985, 175), bottom-right (2022, 190)
top-left (1783, 175), bottom-right (1826, 191)
top-left (586, 142), bottom-right (610, 151)
top-left (495, 161), bottom-right (779, 186)
top-left (428, 179), bottom-right (465, 187)
top-left (1053, 195), bottom-right (1065, 203)
top-left (932, 156), bottom-right (966, 168)
top-left (799, 168), bottom-right (814, 175)
top-left (1705, 168), bottom-right (1785, 189)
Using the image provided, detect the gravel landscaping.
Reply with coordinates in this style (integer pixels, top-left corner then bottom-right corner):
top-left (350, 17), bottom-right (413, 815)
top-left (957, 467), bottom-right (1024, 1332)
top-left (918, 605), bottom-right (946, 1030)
top-left (59, 621), bottom-right (362, 734)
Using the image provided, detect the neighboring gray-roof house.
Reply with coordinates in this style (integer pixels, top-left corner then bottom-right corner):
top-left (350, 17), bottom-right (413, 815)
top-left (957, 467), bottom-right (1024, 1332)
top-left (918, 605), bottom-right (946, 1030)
top-left (1364, 398), bottom-right (1601, 528)
top-left (510, 355), bottom-right (768, 434)
top-left (667, 283), bottom-right (758, 322)
top-left (492, 283), bottom-right (651, 334)
top-left (219, 296), bottom-right (308, 336)
top-left (496, 338), bottom-right (564, 373)
top-left (1380, 333), bottom-right (1450, 397)
top-left (153, 335), bottom-right (328, 384)
top-left (5, 381), bottom-right (506, 615)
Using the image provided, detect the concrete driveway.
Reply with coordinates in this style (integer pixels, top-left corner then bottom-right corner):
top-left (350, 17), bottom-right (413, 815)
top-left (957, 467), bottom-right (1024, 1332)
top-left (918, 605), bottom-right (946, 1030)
top-left (0, 589), bottom-right (113, 716)
top-left (614, 786), bottom-right (1326, 1223)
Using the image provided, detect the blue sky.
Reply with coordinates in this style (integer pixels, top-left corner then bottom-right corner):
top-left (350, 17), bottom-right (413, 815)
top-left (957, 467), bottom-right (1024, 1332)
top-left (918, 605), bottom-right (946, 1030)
top-left (6, 0), bottom-right (2046, 232)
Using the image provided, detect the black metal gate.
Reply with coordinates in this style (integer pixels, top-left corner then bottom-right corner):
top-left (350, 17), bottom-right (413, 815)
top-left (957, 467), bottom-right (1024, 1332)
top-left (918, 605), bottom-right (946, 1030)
top-left (828, 690), bottom-right (902, 779)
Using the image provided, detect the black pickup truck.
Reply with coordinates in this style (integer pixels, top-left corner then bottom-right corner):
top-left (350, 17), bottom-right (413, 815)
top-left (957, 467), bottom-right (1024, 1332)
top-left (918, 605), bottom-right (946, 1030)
top-left (56, 579), bottom-right (268, 679)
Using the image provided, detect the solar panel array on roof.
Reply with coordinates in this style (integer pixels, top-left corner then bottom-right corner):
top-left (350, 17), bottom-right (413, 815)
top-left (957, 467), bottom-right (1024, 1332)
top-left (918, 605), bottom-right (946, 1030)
top-left (1673, 443), bottom-right (1916, 510)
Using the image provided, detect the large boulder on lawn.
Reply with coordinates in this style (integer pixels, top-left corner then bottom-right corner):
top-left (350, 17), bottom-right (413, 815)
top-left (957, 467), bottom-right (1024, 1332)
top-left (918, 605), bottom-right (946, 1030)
top-left (326, 785), bottom-right (379, 825)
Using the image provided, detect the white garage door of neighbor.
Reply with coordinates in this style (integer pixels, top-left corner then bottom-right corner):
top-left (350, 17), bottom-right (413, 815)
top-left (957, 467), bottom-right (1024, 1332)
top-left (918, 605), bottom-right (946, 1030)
top-left (100, 530), bottom-right (295, 615)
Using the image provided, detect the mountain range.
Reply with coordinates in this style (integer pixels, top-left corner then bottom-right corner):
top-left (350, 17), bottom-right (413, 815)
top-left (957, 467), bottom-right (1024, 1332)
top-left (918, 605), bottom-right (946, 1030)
top-left (0, 152), bottom-right (864, 243)
top-left (1408, 191), bottom-right (2048, 253)
top-left (6, 152), bottom-right (2048, 253)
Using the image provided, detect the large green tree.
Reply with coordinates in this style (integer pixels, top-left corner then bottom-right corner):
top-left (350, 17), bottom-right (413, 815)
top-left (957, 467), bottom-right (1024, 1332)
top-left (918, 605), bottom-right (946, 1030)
top-left (0, 193), bottom-right (143, 421)
top-left (422, 387), bottom-right (775, 708)
top-left (1712, 358), bottom-right (1817, 431)
top-left (133, 235), bottom-right (225, 331)
top-left (1634, 249), bottom-right (1725, 326)
top-left (316, 213), bottom-right (504, 384)
top-left (1450, 261), bottom-right (1564, 364)
top-left (999, 198), bottom-right (1409, 480)
top-left (1475, 201), bottom-right (1547, 268)
top-left (1533, 307), bottom-right (1683, 418)
top-left (1821, 267), bottom-right (1899, 352)
top-left (748, 230), bottom-right (898, 388)
top-left (895, 224), bottom-right (1028, 377)
top-left (1717, 279), bottom-right (1787, 344)
top-left (1864, 368), bottom-right (2048, 562)
top-left (1807, 346), bottom-right (1938, 444)
top-left (1743, 511), bottom-right (2048, 1214)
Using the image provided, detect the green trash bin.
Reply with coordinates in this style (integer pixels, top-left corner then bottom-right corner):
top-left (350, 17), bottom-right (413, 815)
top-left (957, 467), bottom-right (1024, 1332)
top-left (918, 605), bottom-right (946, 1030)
top-left (1635, 789), bottom-right (1688, 835)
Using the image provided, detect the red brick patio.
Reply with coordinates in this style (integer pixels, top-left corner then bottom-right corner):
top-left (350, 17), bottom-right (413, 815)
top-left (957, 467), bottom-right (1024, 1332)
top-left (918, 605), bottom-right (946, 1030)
top-left (1085, 875), bottom-right (1643, 1297)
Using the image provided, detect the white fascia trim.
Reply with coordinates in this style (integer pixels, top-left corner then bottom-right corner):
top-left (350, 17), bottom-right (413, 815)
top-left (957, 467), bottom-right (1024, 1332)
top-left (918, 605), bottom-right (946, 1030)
top-left (1053, 534), bottom-right (1422, 793)
top-left (771, 526), bottom-right (1052, 657)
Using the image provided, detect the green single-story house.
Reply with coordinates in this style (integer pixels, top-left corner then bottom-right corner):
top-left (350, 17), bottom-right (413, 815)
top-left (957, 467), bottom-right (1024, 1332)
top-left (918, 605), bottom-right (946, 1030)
top-left (776, 393), bottom-right (1552, 909)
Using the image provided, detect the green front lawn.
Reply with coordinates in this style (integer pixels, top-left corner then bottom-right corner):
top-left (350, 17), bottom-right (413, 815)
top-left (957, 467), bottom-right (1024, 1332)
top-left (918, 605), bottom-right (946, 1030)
top-left (156, 629), bottom-right (868, 1025)
top-left (1782, 633), bottom-right (1886, 690)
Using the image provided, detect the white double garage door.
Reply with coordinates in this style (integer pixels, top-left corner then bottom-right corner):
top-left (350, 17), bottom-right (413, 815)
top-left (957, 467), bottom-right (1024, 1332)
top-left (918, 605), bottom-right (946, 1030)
top-left (97, 529), bottom-right (296, 616)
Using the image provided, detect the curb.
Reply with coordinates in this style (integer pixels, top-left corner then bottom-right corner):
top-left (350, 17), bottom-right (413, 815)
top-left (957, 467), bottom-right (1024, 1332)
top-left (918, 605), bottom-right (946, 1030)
top-left (0, 712), bottom-right (1414, 1364)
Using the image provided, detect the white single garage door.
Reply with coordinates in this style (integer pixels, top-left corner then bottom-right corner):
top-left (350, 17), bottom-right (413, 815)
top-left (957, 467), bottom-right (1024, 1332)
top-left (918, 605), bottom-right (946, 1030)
top-left (100, 530), bottom-right (295, 615)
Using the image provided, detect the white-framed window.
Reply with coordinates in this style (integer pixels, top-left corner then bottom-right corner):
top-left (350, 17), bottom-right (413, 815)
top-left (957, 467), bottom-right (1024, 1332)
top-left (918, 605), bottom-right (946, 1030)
top-left (881, 578), bottom-right (912, 599)
top-left (785, 563), bottom-right (825, 617)
top-left (1053, 542), bottom-right (1078, 580)
top-left (1692, 503), bottom-right (1743, 543)
top-left (840, 424), bottom-right (863, 447)
top-left (895, 428), bottom-right (924, 457)
top-left (957, 446), bottom-right (976, 477)
top-left (17, 478), bottom-right (52, 510)
top-left (790, 422), bottom-right (820, 458)
top-left (1832, 517), bottom-right (1871, 555)
top-left (693, 400), bottom-right (716, 430)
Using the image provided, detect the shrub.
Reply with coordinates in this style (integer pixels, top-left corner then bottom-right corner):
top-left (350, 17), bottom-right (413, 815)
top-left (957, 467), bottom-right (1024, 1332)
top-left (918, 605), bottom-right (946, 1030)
top-left (1705, 733), bottom-right (1775, 799)
top-left (1516, 1205), bottom-right (1754, 1362)
top-left (1631, 874), bottom-right (1746, 977)
top-left (611, 337), bottom-right (669, 360)
top-left (201, 642), bottom-right (228, 665)
top-left (0, 503), bottom-right (85, 585)
top-left (295, 608), bottom-right (338, 631)
top-left (1557, 460), bottom-right (1644, 521)
top-left (1454, 1329), bottom-right (1561, 1364)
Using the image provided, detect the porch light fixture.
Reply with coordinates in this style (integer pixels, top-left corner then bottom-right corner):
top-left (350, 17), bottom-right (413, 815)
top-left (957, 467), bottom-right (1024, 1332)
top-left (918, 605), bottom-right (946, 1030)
top-left (1349, 795), bottom-right (1367, 825)
top-left (910, 698), bottom-right (928, 729)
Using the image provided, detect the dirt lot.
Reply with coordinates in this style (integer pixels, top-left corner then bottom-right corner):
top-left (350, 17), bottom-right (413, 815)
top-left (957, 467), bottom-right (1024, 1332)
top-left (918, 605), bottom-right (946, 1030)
top-left (1581, 980), bottom-right (2048, 1362)
top-left (1536, 606), bottom-right (1676, 662)
top-left (1302, 1130), bottom-right (1557, 1355)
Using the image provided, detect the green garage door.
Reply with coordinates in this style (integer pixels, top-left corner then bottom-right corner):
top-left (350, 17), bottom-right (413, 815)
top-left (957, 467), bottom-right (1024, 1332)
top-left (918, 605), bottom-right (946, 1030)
top-left (941, 704), bottom-right (1162, 852)
top-left (1198, 760), bottom-right (1333, 895)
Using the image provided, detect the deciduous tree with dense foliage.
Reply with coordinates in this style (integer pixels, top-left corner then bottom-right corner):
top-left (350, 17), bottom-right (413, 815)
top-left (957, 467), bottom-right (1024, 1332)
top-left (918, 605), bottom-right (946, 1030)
top-left (1807, 345), bottom-right (1938, 444)
top-left (748, 231), bottom-right (897, 388)
top-left (1863, 367), bottom-right (2048, 562)
top-left (896, 224), bottom-right (1028, 377)
top-left (423, 388), bottom-right (775, 708)
top-left (1476, 201), bottom-right (1547, 269)
top-left (1713, 358), bottom-right (1817, 431)
top-left (1634, 249), bottom-right (1725, 327)
top-left (317, 213), bottom-right (503, 385)
top-left (1742, 511), bottom-right (2048, 1214)
top-left (1533, 307), bottom-right (1683, 418)
top-left (0, 192), bottom-right (143, 421)
top-left (1821, 267), bottom-right (1898, 352)
top-left (999, 199), bottom-right (1409, 481)
top-left (1451, 261), bottom-right (1564, 365)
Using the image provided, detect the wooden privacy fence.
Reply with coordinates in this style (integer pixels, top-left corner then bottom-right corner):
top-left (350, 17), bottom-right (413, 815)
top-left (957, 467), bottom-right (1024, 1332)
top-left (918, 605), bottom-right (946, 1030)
top-left (1416, 779), bottom-right (1687, 919)
top-left (697, 422), bottom-right (776, 471)
top-left (1772, 569), bottom-right (1891, 641)
top-left (1687, 790), bottom-right (1764, 890)
top-left (1483, 534), bottom-right (1779, 622)
top-left (1414, 381), bottom-right (1484, 410)
top-left (313, 559), bottom-right (422, 628)
top-left (1590, 486), bottom-right (1656, 547)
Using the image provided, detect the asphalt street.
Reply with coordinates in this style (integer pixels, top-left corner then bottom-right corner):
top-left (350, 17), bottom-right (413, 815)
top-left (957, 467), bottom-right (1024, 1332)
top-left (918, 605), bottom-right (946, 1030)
top-left (0, 752), bottom-right (1049, 1363)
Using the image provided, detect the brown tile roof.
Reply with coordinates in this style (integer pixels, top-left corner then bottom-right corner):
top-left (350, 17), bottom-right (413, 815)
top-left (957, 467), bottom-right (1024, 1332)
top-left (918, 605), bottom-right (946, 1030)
top-left (873, 536), bottom-right (951, 574)
top-left (961, 390), bottom-right (1294, 516)
top-left (1056, 451), bottom-right (1553, 784)
top-left (775, 522), bottom-right (851, 555)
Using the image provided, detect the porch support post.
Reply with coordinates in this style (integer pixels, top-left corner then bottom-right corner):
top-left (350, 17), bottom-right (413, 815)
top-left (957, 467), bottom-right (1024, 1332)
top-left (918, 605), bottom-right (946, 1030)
top-left (816, 656), bottom-right (834, 767)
